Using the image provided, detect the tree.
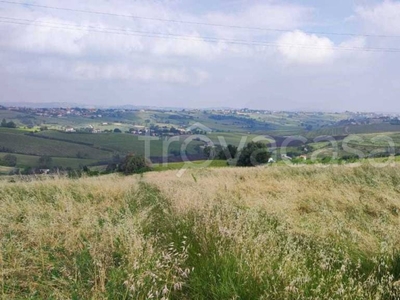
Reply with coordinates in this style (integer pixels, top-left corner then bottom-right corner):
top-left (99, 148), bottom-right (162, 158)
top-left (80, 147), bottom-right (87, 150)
top-left (2, 154), bottom-right (17, 167)
top-left (38, 155), bottom-right (53, 168)
top-left (6, 121), bottom-right (16, 128)
top-left (1, 118), bottom-right (16, 128)
top-left (203, 146), bottom-right (214, 158)
top-left (118, 154), bottom-right (151, 175)
top-left (236, 142), bottom-right (270, 167)
top-left (112, 153), bottom-right (122, 164)
top-left (114, 128), bottom-right (122, 133)
top-left (217, 144), bottom-right (238, 160)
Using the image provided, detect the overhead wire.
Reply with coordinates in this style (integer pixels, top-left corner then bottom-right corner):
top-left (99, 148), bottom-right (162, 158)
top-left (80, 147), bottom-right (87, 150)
top-left (1, 0), bottom-right (400, 39)
top-left (1, 16), bottom-right (400, 53)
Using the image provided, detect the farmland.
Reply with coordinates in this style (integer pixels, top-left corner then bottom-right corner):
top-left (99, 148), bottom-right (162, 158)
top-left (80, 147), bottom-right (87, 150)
top-left (34, 131), bottom-right (202, 157)
top-left (0, 153), bottom-right (97, 169)
top-left (0, 129), bottom-right (111, 160)
top-left (2, 106), bottom-right (400, 170)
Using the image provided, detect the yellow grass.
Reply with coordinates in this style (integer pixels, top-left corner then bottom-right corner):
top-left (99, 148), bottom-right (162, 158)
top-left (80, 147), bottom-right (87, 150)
top-left (146, 165), bottom-right (400, 252)
top-left (1, 164), bottom-right (400, 298)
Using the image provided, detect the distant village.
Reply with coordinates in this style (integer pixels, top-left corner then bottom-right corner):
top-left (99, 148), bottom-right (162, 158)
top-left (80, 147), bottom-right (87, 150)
top-left (1, 105), bottom-right (400, 137)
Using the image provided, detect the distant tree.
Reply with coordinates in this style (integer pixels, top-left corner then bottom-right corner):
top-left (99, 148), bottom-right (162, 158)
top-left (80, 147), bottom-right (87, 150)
top-left (236, 142), bottom-right (270, 167)
top-left (1, 119), bottom-right (16, 128)
top-left (203, 146), bottom-right (216, 158)
top-left (2, 154), bottom-right (17, 167)
top-left (112, 153), bottom-right (122, 164)
top-left (6, 121), bottom-right (16, 128)
top-left (217, 144), bottom-right (238, 160)
top-left (114, 128), bottom-right (122, 133)
top-left (38, 155), bottom-right (53, 168)
top-left (118, 153), bottom-right (151, 175)
top-left (106, 163), bottom-right (117, 173)
top-left (170, 149), bottom-right (180, 157)
top-left (21, 167), bottom-right (33, 175)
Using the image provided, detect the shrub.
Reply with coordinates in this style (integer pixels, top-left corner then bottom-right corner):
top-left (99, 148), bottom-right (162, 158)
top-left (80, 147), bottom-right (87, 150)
top-left (118, 153), bottom-right (151, 175)
top-left (38, 155), bottom-right (53, 168)
top-left (1, 154), bottom-right (17, 167)
top-left (236, 142), bottom-right (270, 167)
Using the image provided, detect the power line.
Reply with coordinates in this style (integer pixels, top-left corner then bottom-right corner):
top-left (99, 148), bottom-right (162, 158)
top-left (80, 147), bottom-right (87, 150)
top-left (1, 0), bottom-right (400, 39)
top-left (2, 17), bottom-right (400, 53)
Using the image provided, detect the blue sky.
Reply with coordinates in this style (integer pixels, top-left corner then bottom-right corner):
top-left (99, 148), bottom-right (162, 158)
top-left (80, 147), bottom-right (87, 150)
top-left (1, 0), bottom-right (400, 111)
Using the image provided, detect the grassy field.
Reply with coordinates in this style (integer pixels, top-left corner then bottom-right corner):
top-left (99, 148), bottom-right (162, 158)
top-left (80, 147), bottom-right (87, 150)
top-left (0, 129), bottom-right (111, 160)
top-left (152, 160), bottom-right (228, 172)
top-left (0, 128), bottom-right (205, 169)
top-left (0, 166), bottom-right (13, 175)
top-left (1, 164), bottom-right (400, 299)
top-left (0, 153), bottom-right (97, 169)
top-left (35, 131), bottom-right (203, 157)
top-left (206, 132), bottom-right (262, 146)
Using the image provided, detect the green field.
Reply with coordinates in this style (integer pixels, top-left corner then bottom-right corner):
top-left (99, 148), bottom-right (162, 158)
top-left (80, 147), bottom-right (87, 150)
top-left (206, 132), bottom-right (262, 146)
top-left (152, 160), bottom-right (228, 172)
top-left (0, 129), bottom-right (111, 159)
top-left (0, 153), bottom-right (97, 169)
top-left (2, 108), bottom-right (400, 171)
top-left (35, 131), bottom-right (203, 156)
top-left (0, 165), bottom-right (13, 174)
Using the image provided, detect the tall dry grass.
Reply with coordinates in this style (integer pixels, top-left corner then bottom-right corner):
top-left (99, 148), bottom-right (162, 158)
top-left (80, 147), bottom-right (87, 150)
top-left (147, 164), bottom-right (400, 252)
top-left (1, 164), bottom-right (400, 299)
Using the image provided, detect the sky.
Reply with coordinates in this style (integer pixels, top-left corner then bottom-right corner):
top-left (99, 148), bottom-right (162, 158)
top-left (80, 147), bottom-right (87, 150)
top-left (1, 0), bottom-right (400, 111)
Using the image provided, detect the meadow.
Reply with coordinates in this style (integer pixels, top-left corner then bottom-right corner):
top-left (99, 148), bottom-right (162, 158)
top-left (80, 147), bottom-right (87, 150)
top-left (0, 152), bottom-right (97, 169)
top-left (34, 131), bottom-right (202, 157)
top-left (1, 164), bottom-right (400, 299)
top-left (0, 129), bottom-right (111, 160)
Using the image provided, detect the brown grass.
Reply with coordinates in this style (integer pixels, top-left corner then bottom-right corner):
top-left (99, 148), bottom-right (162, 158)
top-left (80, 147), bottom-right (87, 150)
top-left (1, 164), bottom-right (400, 298)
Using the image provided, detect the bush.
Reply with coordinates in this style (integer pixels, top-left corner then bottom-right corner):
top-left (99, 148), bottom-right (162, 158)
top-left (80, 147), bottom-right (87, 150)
top-left (236, 142), bottom-right (270, 167)
top-left (1, 154), bottom-right (17, 167)
top-left (38, 155), bottom-right (53, 168)
top-left (1, 118), bottom-right (17, 128)
top-left (118, 154), bottom-right (151, 175)
top-left (217, 144), bottom-right (238, 160)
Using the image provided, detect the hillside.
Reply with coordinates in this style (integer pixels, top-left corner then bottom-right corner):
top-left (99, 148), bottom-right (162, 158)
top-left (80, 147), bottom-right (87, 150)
top-left (1, 165), bottom-right (400, 299)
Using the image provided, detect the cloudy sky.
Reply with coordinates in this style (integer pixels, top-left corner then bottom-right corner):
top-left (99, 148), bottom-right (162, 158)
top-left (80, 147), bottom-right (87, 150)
top-left (1, 0), bottom-right (400, 111)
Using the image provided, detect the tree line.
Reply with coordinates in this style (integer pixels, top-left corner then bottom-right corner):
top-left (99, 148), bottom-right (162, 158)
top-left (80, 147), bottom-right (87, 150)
top-left (1, 118), bottom-right (17, 128)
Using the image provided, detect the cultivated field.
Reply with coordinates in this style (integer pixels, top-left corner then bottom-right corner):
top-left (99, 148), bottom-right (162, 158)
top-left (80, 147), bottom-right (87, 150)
top-left (1, 164), bottom-right (400, 299)
top-left (0, 129), bottom-right (111, 160)
top-left (35, 131), bottom-right (202, 157)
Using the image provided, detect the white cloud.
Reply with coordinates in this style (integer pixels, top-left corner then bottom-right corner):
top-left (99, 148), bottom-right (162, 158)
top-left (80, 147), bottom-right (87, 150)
top-left (339, 36), bottom-right (366, 49)
top-left (72, 63), bottom-right (209, 84)
top-left (3, 57), bottom-right (207, 84)
top-left (68, 63), bottom-right (199, 84)
top-left (4, 17), bottom-right (86, 55)
top-left (276, 30), bottom-right (335, 64)
top-left (204, 2), bottom-right (313, 38)
top-left (356, 0), bottom-right (400, 34)
top-left (2, 0), bottom-right (392, 111)
top-left (0, 0), bottom-right (314, 88)
top-left (0, 0), bottom-right (312, 59)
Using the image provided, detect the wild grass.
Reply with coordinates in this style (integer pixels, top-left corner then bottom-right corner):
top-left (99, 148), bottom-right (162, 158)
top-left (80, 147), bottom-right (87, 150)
top-left (1, 164), bottom-right (400, 299)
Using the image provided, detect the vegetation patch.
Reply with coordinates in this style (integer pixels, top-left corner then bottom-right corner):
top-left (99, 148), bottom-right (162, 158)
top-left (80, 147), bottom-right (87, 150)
top-left (1, 166), bottom-right (400, 298)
